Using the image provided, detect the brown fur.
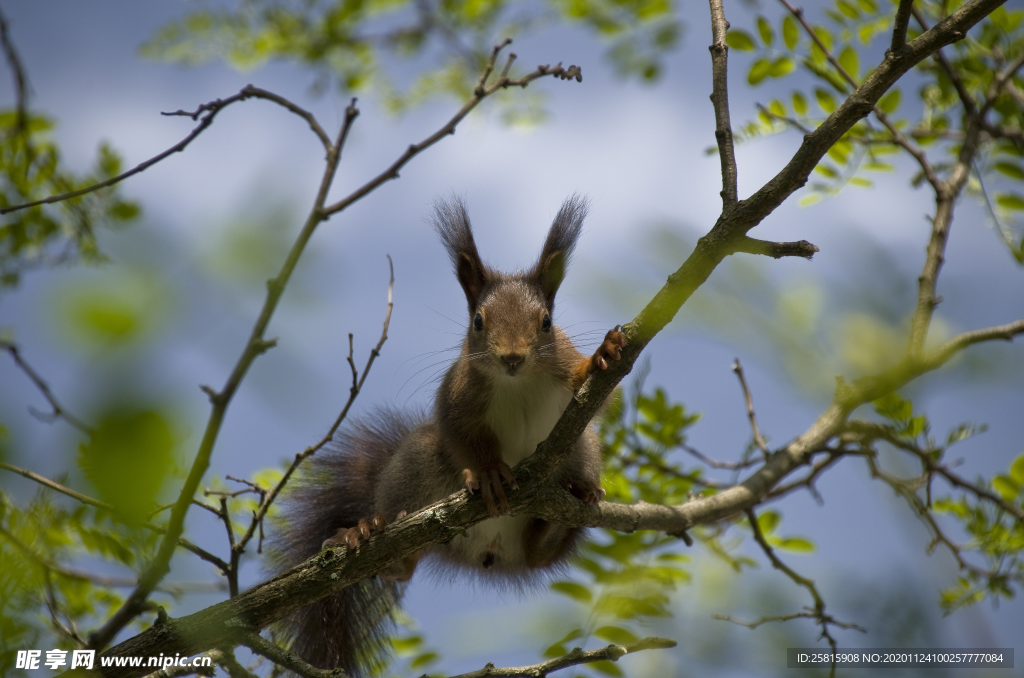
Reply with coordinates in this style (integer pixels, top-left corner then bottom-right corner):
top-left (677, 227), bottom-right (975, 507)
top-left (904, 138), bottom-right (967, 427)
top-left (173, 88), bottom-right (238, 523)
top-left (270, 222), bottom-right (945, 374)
top-left (273, 196), bottom-right (626, 678)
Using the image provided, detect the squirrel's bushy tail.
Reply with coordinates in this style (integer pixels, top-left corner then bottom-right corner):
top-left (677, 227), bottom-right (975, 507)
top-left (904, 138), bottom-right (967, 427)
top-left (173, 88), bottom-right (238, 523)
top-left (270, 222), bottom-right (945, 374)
top-left (268, 408), bottom-right (423, 678)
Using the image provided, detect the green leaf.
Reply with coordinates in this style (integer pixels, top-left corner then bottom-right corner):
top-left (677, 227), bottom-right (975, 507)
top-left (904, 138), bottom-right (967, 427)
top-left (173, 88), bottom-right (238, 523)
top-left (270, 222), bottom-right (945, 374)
top-left (409, 652), bottom-right (438, 669)
top-left (783, 16), bottom-right (799, 49)
top-left (727, 29), bottom-right (756, 51)
top-left (591, 660), bottom-right (624, 677)
top-left (994, 162), bottom-right (1024, 180)
top-left (595, 626), bottom-right (639, 644)
top-left (1011, 454), bottom-right (1024, 485)
top-left (838, 46), bottom-right (859, 80)
top-left (551, 581), bottom-right (593, 603)
top-left (769, 99), bottom-right (787, 117)
top-left (756, 510), bottom-right (780, 535)
top-left (776, 537), bottom-right (816, 552)
top-left (392, 635), bottom-right (423, 653)
top-left (757, 16), bottom-right (774, 45)
top-left (996, 193), bottom-right (1024, 210)
top-left (836, 0), bottom-right (860, 19)
top-left (748, 58), bottom-right (772, 85)
top-left (78, 410), bottom-right (175, 518)
top-left (878, 89), bottom-right (901, 113)
top-left (792, 91), bottom-right (808, 115)
top-left (770, 56), bottom-right (796, 78)
top-left (815, 88), bottom-right (837, 112)
top-left (992, 475), bottom-right (1019, 501)
top-left (857, 0), bottom-right (878, 12)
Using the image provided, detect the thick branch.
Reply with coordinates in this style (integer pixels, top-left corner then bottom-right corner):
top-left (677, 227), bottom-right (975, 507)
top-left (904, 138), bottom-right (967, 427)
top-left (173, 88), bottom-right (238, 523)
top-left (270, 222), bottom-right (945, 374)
top-left (708, 0), bottom-right (738, 208)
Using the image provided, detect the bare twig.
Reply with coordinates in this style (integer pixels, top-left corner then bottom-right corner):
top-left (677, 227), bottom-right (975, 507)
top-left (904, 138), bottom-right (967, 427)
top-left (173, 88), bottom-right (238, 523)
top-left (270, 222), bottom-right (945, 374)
top-left (320, 49), bottom-right (583, 217)
top-left (240, 632), bottom-right (344, 678)
top-left (231, 254), bottom-right (395, 567)
top-left (0, 85), bottom-right (331, 215)
top-left (0, 3), bottom-right (32, 163)
top-left (743, 508), bottom-right (866, 677)
top-left (1, 340), bottom-right (92, 433)
top-left (680, 443), bottom-right (762, 471)
top-left (912, 7), bottom-right (977, 114)
top-left (708, 0), bottom-right (738, 208)
top-left (447, 637), bottom-right (677, 678)
top-left (731, 360), bottom-right (771, 460)
top-left (845, 421), bottom-right (1024, 523)
top-left (0, 462), bottom-right (231, 573)
top-left (729, 237), bottom-right (819, 260)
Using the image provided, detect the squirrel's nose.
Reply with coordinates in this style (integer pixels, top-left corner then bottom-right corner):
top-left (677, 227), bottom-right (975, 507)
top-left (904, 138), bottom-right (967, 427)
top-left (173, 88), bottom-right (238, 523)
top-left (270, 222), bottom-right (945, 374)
top-left (502, 354), bottom-right (524, 371)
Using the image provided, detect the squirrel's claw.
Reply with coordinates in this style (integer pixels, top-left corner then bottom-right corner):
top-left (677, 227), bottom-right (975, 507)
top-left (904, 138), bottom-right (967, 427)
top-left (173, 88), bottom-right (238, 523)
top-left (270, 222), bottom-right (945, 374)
top-left (464, 463), bottom-right (517, 518)
top-left (568, 480), bottom-right (606, 505)
top-left (590, 326), bottom-right (627, 373)
top-left (322, 513), bottom-right (388, 551)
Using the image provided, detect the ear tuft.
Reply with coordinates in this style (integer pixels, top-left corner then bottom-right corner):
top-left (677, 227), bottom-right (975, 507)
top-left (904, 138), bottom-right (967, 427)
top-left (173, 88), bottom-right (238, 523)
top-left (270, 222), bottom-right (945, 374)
top-left (433, 196), bottom-right (489, 310)
top-left (534, 194), bottom-right (588, 308)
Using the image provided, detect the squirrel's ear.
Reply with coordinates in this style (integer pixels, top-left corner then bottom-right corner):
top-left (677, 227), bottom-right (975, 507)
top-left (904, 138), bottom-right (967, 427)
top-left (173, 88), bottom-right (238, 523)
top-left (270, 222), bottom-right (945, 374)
top-left (433, 197), bottom-right (489, 310)
top-left (535, 195), bottom-right (588, 307)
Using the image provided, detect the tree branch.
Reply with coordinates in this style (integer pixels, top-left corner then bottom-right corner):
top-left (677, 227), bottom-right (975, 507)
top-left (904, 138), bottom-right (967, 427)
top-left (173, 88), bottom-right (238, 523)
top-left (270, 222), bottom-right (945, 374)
top-left (1, 340), bottom-right (92, 433)
top-left (0, 85), bottom-right (332, 215)
top-left (320, 45), bottom-right (583, 217)
top-left (87, 42), bottom-right (585, 653)
top-left (708, 0), bottom-right (738, 209)
top-left (88, 5), bottom-right (1014, 669)
top-left (729, 237), bottom-right (819, 260)
top-left (0, 462), bottom-right (231, 573)
top-left (890, 0), bottom-right (916, 54)
top-left (743, 508), bottom-right (865, 677)
top-left (448, 637), bottom-right (677, 678)
top-left (731, 359), bottom-right (771, 459)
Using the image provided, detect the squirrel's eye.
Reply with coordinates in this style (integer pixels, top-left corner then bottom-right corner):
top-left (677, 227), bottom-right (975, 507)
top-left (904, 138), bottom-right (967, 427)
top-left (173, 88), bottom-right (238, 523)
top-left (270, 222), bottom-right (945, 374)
top-left (473, 313), bottom-right (484, 331)
top-left (541, 314), bottom-right (552, 331)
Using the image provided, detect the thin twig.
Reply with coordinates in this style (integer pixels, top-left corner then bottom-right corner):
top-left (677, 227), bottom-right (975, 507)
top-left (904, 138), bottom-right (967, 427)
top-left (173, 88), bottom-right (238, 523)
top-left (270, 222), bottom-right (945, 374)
top-left (0, 462), bottom-right (231, 573)
top-left (447, 637), bottom-right (678, 678)
top-left (1, 340), bottom-right (92, 433)
top-left (233, 255), bottom-right (395, 563)
top-left (845, 421), bottom-right (1024, 523)
top-left (732, 359), bottom-right (771, 460)
top-left (912, 7), bottom-right (977, 114)
top-left (0, 85), bottom-right (331, 215)
top-left (0, 3), bottom-right (33, 165)
top-left (320, 51), bottom-right (581, 217)
top-left (744, 508), bottom-right (866, 677)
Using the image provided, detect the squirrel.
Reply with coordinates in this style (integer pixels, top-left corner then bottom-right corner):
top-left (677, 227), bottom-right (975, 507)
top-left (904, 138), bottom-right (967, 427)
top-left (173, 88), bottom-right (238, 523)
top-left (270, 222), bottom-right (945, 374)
top-left (269, 195), bottom-right (627, 678)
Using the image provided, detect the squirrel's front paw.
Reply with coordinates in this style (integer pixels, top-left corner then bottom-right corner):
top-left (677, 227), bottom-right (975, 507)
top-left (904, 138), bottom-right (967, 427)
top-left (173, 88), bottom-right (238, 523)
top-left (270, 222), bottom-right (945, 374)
top-left (463, 464), bottom-right (518, 518)
top-left (322, 513), bottom-right (387, 550)
top-left (590, 326), bottom-right (627, 372)
top-left (567, 479), bottom-right (606, 505)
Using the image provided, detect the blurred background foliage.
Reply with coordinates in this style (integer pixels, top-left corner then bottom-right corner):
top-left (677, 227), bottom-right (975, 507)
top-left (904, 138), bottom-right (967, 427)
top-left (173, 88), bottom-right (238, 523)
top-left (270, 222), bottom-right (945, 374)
top-left (1, 0), bottom-right (1023, 675)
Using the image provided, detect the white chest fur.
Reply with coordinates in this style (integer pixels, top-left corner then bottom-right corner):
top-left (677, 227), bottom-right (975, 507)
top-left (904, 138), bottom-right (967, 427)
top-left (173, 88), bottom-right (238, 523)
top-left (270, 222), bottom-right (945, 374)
top-left (484, 373), bottom-right (573, 466)
top-left (451, 373), bottom-right (573, 570)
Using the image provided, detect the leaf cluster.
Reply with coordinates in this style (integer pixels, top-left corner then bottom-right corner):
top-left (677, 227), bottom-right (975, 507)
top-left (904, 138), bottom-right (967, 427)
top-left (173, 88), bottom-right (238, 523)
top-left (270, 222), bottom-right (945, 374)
top-left (0, 112), bottom-right (140, 290)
